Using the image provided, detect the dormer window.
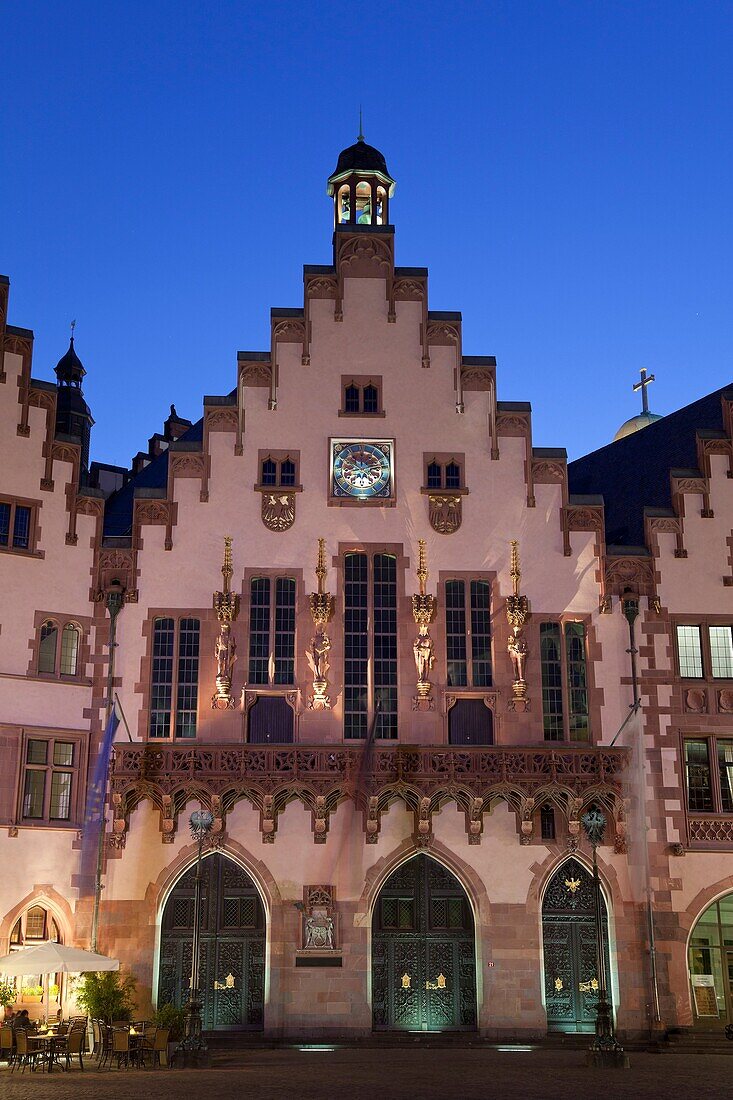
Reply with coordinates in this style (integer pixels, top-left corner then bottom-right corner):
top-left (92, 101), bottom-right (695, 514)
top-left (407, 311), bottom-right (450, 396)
top-left (340, 377), bottom-right (384, 417)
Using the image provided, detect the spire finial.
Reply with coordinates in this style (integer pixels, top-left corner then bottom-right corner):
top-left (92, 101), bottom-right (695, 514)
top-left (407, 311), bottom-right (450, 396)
top-left (70, 319), bottom-right (76, 345)
top-left (357, 106), bottom-right (364, 143)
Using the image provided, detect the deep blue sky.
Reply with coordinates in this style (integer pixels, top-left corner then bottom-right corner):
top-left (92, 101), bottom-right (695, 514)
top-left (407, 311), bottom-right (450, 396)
top-left (3, 1), bottom-right (732, 467)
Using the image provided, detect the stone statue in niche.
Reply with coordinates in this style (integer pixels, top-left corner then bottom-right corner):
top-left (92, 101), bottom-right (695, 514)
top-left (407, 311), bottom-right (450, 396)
top-left (306, 629), bottom-right (331, 684)
top-left (413, 629), bottom-right (435, 686)
top-left (507, 632), bottom-right (527, 683)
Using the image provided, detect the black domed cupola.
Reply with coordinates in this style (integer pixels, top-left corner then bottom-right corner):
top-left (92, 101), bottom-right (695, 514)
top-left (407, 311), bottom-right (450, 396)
top-left (327, 127), bottom-right (395, 227)
top-left (54, 327), bottom-right (94, 476)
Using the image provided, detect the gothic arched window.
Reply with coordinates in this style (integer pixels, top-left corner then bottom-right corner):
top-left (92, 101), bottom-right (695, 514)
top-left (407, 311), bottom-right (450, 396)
top-left (60, 623), bottom-right (81, 676)
top-left (38, 621), bottom-right (58, 674)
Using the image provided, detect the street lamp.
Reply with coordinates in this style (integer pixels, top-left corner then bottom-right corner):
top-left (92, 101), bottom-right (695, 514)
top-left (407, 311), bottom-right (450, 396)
top-left (177, 808), bottom-right (214, 1068)
top-left (581, 807), bottom-right (629, 1068)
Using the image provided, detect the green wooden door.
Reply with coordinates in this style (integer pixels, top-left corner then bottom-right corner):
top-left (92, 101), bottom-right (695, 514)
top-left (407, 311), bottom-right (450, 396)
top-left (158, 854), bottom-right (265, 1031)
top-left (372, 855), bottom-right (477, 1031)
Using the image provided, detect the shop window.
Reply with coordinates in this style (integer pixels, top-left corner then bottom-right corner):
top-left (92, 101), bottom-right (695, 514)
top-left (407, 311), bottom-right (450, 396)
top-left (149, 617), bottom-right (201, 739)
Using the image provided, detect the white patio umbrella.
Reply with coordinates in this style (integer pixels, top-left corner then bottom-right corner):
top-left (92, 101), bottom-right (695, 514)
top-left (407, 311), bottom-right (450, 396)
top-left (0, 942), bottom-right (119, 1022)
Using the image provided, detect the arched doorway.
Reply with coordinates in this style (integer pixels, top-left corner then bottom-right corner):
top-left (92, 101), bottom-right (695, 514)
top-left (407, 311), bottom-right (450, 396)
top-left (158, 853), bottom-right (265, 1031)
top-left (372, 854), bottom-right (477, 1031)
top-left (7, 903), bottom-right (63, 1019)
top-left (688, 891), bottom-right (733, 1028)
top-left (542, 857), bottom-right (611, 1033)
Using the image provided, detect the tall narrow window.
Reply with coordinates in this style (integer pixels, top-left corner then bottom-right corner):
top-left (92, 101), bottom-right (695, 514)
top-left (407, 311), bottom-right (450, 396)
top-left (685, 740), bottom-right (714, 812)
top-left (344, 551), bottom-right (398, 739)
top-left (247, 577), bottom-right (296, 686)
top-left (60, 623), bottom-right (80, 676)
top-left (444, 579), bottom-right (492, 688)
top-left (677, 625), bottom-right (703, 678)
top-left (540, 623), bottom-right (564, 741)
top-left (175, 618), bottom-right (200, 739)
top-left (540, 804), bottom-right (556, 841)
top-left (149, 617), bottom-right (200, 738)
top-left (38, 621), bottom-right (58, 674)
top-left (719, 740), bottom-right (733, 814)
top-left (541, 622), bottom-right (590, 741)
top-left (710, 626), bottom-right (733, 679)
top-left (565, 622), bottom-right (590, 742)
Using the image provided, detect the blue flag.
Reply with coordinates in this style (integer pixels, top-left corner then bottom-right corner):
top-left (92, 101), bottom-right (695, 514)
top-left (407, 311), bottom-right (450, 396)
top-left (81, 701), bottom-right (121, 883)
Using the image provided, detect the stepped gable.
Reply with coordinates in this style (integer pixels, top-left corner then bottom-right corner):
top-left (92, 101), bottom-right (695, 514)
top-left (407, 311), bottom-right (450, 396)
top-left (103, 416), bottom-right (203, 537)
top-left (568, 383), bottom-right (732, 547)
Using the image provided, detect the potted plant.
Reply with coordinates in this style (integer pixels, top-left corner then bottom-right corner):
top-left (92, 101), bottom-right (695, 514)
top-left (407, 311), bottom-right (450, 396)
top-left (75, 971), bottom-right (137, 1024)
top-left (0, 981), bottom-right (16, 1021)
top-left (153, 1002), bottom-right (186, 1065)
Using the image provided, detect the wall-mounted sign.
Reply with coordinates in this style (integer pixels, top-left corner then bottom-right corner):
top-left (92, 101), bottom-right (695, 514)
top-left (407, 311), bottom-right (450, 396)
top-left (692, 974), bottom-right (719, 1017)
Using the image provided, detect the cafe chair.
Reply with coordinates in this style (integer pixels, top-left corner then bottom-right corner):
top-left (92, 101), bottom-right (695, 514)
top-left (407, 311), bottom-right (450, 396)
top-left (0, 1025), bottom-right (14, 1066)
top-left (109, 1028), bottom-right (131, 1070)
top-left (64, 1026), bottom-right (85, 1071)
top-left (148, 1026), bottom-right (170, 1068)
top-left (12, 1030), bottom-right (38, 1074)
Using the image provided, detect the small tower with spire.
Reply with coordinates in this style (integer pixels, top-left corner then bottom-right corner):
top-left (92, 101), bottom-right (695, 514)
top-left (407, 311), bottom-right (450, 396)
top-left (327, 120), bottom-right (396, 228)
top-left (54, 322), bottom-right (94, 477)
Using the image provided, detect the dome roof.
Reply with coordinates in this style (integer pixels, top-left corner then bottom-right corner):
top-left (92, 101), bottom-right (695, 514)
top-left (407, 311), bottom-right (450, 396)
top-left (613, 411), bottom-right (663, 441)
top-left (329, 138), bottom-right (394, 186)
top-left (55, 337), bottom-right (86, 385)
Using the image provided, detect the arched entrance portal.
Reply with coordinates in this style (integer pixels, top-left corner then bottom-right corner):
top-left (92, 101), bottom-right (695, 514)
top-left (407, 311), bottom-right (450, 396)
top-left (542, 857), bottom-right (611, 1033)
top-left (372, 854), bottom-right (477, 1031)
top-left (158, 853), bottom-right (265, 1031)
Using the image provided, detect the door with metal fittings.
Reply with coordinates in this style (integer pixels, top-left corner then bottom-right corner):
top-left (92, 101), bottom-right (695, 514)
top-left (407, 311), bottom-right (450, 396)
top-left (542, 858), bottom-right (611, 1033)
top-left (158, 853), bottom-right (265, 1031)
top-left (372, 854), bottom-right (477, 1031)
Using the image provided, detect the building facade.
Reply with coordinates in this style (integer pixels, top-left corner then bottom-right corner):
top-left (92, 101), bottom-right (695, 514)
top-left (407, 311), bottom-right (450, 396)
top-left (1, 138), bottom-right (733, 1039)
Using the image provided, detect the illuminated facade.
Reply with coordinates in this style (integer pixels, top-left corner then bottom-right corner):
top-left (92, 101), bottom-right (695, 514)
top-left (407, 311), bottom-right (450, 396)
top-left (1, 137), bottom-right (733, 1039)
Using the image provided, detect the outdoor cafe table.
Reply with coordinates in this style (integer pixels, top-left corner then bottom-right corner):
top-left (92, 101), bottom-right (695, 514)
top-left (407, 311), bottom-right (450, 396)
top-left (27, 1030), bottom-right (65, 1073)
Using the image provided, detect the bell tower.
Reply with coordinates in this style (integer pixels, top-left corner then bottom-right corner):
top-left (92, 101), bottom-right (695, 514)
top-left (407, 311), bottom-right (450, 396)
top-left (327, 128), bottom-right (395, 228)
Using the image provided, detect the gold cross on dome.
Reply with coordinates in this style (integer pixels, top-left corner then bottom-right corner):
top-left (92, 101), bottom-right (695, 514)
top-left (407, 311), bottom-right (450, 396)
top-left (633, 367), bottom-right (655, 414)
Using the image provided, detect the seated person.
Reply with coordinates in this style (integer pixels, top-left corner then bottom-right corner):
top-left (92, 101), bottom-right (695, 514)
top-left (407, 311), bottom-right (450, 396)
top-left (12, 1010), bottom-right (34, 1032)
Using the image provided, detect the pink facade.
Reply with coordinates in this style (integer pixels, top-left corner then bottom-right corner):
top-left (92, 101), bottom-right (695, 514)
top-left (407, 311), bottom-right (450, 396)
top-left (1, 140), bottom-right (733, 1039)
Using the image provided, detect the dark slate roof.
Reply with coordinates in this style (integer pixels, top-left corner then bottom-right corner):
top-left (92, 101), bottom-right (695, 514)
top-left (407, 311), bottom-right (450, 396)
top-left (55, 337), bottom-right (86, 384)
top-left (331, 140), bottom-right (391, 179)
top-left (568, 384), bottom-right (733, 547)
top-left (102, 417), bottom-right (203, 537)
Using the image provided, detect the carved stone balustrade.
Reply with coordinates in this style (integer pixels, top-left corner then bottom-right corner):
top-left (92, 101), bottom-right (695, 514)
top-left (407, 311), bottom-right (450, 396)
top-left (109, 743), bottom-right (629, 849)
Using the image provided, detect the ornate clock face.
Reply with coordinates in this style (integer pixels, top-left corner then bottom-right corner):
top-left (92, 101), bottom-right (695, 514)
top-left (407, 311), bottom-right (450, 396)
top-left (331, 439), bottom-right (394, 500)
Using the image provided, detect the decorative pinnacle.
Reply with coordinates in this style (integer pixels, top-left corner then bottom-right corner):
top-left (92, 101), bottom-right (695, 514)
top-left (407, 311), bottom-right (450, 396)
top-left (417, 539), bottom-right (428, 597)
top-left (358, 106), bottom-right (364, 143)
top-left (70, 319), bottom-right (76, 340)
top-left (221, 536), bottom-right (233, 594)
top-left (510, 540), bottom-right (521, 597)
top-left (315, 537), bottom-right (327, 594)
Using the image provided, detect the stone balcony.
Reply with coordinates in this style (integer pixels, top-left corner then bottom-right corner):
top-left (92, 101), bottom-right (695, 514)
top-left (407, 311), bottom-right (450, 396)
top-left (109, 742), bottom-right (629, 850)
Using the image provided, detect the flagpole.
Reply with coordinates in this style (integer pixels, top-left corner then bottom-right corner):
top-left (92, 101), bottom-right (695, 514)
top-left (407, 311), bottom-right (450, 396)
top-left (90, 582), bottom-right (126, 953)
